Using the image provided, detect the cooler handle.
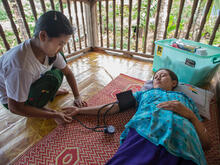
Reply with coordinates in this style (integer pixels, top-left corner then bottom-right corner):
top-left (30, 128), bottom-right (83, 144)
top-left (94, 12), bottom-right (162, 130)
top-left (212, 57), bottom-right (220, 64)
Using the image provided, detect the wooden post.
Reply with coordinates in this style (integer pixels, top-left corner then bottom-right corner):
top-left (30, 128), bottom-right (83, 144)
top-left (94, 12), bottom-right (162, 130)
top-left (0, 24), bottom-right (10, 51)
top-left (29, 0), bottom-right (38, 22)
top-left (80, 1), bottom-right (87, 47)
top-left (2, 0), bottom-right (21, 44)
top-left (209, 14), bottom-right (220, 45)
top-left (143, 0), bottom-right (151, 53)
top-left (85, 0), bottom-right (98, 48)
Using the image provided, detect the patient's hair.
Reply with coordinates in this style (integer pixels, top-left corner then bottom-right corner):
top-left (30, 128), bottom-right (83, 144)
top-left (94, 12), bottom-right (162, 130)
top-left (153, 68), bottom-right (179, 89)
top-left (34, 10), bottom-right (73, 38)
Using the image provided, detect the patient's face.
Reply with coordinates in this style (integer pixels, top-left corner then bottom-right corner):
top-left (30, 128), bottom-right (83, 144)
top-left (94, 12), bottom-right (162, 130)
top-left (153, 70), bottom-right (176, 91)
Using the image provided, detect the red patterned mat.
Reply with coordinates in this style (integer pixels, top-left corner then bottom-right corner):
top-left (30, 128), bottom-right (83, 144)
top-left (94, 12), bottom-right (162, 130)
top-left (13, 74), bottom-right (220, 165)
top-left (13, 74), bottom-right (144, 165)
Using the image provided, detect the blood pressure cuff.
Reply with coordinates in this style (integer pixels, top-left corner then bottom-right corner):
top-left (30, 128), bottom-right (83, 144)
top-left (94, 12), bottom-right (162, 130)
top-left (25, 68), bottom-right (63, 108)
top-left (116, 90), bottom-right (136, 112)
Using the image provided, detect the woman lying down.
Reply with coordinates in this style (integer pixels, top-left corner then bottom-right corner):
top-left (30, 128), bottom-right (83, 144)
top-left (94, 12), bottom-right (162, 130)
top-left (63, 68), bottom-right (211, 165)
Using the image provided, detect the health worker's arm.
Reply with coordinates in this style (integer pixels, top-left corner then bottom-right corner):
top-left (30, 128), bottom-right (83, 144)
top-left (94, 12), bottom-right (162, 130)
top-left (8, 98), bottom-right (72, 123)
top-left (61, 65), bottom-right (87, 108)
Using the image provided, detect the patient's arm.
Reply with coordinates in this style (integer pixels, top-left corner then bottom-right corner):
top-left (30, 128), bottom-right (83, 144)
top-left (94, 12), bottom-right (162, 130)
top-left (157, 100), bottom-right (211, 150)
top-left (62, 103), bottom-right (120, 116)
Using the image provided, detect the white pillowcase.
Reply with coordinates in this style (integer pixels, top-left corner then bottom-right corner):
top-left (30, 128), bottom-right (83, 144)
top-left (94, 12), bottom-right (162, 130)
top-left (141, 80), bottom-right (214, 120)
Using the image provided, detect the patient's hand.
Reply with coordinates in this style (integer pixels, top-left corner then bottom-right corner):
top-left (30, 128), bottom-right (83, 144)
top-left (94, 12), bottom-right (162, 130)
top-left (62, 106), bottom-right (79, 117)
top-left (157, 100), bottom-right (195, 120)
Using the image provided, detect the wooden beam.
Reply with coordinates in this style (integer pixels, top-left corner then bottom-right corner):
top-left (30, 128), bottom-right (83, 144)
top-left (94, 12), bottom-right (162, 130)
top-left (0, 24), bottom-right (10, 51)
top-left (29, 0), bottom-right (37, 22)
top-left (74, 1), bottom-right (82, 49)
top-left (163, 0), bottom-right (172, 39)
top-left (135, 0), bottom-right (141, 52)
top-left (40, 0), bottom-right (46, 13)
top-left (66, 47), bottom-right (91, 58)
top-left (50, 0), bottom-right (55, 10)
top-left (85, 0), bottom-right (98, 48)
top-left (185, 0), bottom-right (199, 39)
top-left (127, 0), bottom-right (132, 51)
top-left (143, 0), bottom-right (151, 53)
top-left (174, 0), bottom-right (185, 38)
top-left (106, 0), bottom-right (109, 48)
top-left (80, 1), bottom-right (88, 47)
top-left (120, 0), bottom-right (124, 50)
top-left (95, 47), bottom-right (154, 59)
top-left (151, 0), bottom-right (162, 55)
top-left (2, 0), bottom-right (21, 44)
top-left (209, 13), bottom-right (220, 45)
top-left (196, 0), bottom-right (213, 42)
top-left (16, 0), bottom-right (31, 38)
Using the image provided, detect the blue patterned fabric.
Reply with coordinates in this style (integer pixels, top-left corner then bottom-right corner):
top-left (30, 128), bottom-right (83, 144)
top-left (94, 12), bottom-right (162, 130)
top-left (120, 88), bottom-right (206, 165)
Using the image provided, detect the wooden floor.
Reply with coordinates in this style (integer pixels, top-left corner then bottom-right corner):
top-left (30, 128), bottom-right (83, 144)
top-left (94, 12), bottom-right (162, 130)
top-left (0, 51), bottom-right (153, 164)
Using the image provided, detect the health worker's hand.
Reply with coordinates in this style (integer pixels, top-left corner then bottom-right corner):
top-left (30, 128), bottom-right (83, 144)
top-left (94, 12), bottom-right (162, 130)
top-left (62, 106), bottom-right (79, 117)
top-left (54, 111), bottom-right (73, 125)
top-left (74, 96), bottom-right (87, 108)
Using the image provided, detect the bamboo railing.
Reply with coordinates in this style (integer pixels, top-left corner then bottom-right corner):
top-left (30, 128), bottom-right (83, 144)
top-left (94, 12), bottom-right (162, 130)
top-left (0, 0), bottom-right (219, 59)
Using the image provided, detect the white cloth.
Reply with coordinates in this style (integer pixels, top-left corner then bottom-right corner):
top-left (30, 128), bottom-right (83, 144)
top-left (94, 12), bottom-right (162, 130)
top-left (0, 39), bottom-right (66, 104)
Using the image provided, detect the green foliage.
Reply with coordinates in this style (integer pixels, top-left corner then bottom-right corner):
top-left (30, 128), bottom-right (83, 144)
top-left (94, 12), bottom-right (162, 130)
top-left (0, 9), bottom-right (7, 21)
top-left (167, 16), bottom-right (176, 34)
top-left (0, 0), bottom-right (7, 21)
top-left (55, 1), bottom-right (60, 11)
top-left (132, 0), bottom-right (157, 28)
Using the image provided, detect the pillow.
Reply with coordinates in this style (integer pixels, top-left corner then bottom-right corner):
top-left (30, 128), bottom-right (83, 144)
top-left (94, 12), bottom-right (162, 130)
top-left (141, 80), bottom-right (214, 120)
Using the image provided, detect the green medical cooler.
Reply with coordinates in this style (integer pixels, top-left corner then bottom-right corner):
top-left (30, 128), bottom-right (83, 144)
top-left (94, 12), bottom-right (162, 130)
top-left (152, 38), bottom-right (220, 86)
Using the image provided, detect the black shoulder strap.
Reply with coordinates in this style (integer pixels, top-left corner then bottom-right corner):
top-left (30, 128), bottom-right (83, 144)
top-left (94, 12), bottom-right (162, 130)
top-left (48, 52), bottom-right (67, 65)
top-left (59, 51), bottom-right (67, 64)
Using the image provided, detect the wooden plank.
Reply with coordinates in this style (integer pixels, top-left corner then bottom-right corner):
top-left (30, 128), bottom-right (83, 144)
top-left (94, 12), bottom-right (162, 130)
top-left (16, 0), bottom-right (31, 38)
top-left (67, 42), bottom-right (71, 54)
top-left (69, 0), bottom-right (88, 2)
top-left (67, 0), bottom-right (73, 24)
top-left (106, 0), bottom-right (109, 48)
top-left (98, 1), bottom-right (103, 47)
top-left (40, 0), bottom-right (46, 13)
top-left (113, 0), bottom-right (116, 49)
top-left (0, 24), bottom-right (10, 51)
top-left (196, 0), bottom-right (213, 42)
top-left (143, 0), bottom-right (151, 53)
top-left (163, 0), bottom-right (172, 39)
top-left (174, 0), bottom-right (185, 38)
top-left (85, 0), bottom-right (98, 47)
top-left (80, 2), bottom-right (87, 47)
top-left (91, 1), bottom-right (99, 47)
top-left (67, 0), bottom-right (76, 51)
top-left (151, 0), bottom-right (162, 55)
top-left (127, 0), bottom-right (132, 51)
top-left (209, 14), bottom-right (220, 45)
top-left (29, 0), bottom-right (37, 22)
top-left (66, 47), bottom-right (91, 58)
top-left (185, 0), bottom-right (199, 39)
top-left (50, 0), bottom-right (55, 10)
top-left (135, 0), bottom-right (141, 52)
top-left (95, 47), bottom-right (154, 59)
top-left (74, 1), bottom-right (82, 49)
top-left (2, 0), bottom-right (21, 44)
top-left (59, 0), bottom-right (63, 13)
top-left (120, 0), bottom-right (124, 50)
